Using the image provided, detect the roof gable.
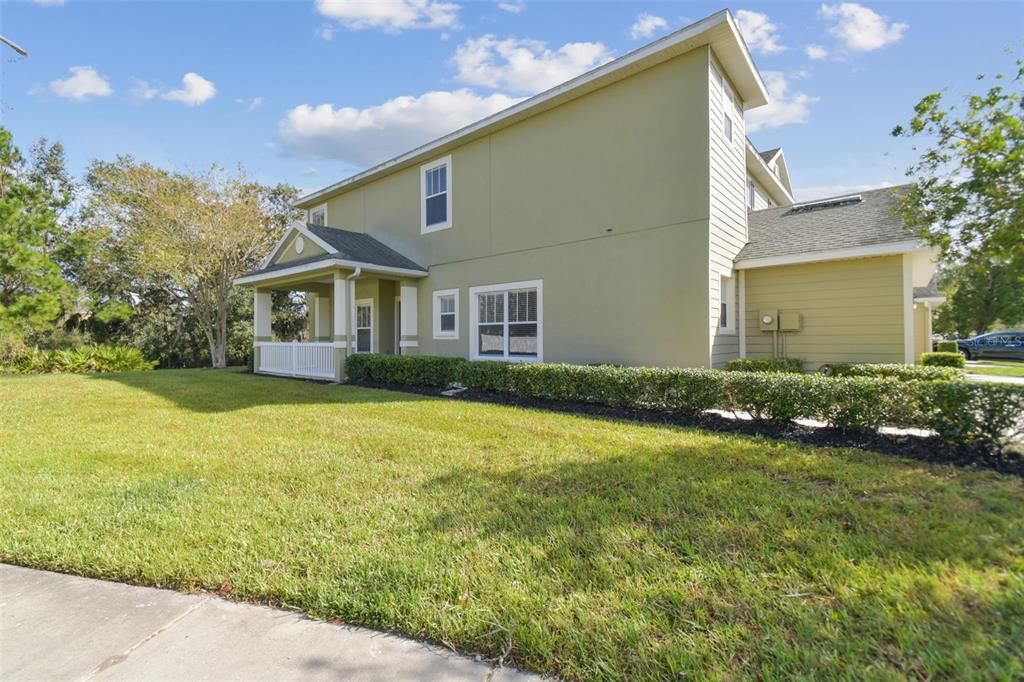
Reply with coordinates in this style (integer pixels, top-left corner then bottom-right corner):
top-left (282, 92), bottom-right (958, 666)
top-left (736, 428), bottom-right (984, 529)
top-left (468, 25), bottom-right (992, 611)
top-left (295, 10), bottom-right (766, 209)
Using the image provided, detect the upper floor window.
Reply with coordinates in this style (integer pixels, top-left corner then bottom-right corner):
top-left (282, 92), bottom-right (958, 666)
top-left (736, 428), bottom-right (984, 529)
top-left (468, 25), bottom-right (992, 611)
top-left (309, 204), bottom-right (327, 225)
top-left (421, 156), bottom-right (452, 234)
top-left (723, 112), bottom-right (733, 142)
top-left (748, 179), bottom-right (756, 209)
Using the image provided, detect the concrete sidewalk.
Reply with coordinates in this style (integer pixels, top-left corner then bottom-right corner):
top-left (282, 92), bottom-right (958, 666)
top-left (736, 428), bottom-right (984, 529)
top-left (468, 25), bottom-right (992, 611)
top-left (0, 564), bottom-right (541, 681)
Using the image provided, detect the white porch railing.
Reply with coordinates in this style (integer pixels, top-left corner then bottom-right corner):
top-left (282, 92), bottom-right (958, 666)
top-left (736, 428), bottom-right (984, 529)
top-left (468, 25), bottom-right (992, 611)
top-left (256, 341), bottom-right (336, 380)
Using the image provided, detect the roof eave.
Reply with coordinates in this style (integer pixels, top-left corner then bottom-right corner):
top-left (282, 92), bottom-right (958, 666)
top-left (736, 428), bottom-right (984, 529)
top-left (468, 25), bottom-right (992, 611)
top-left (234, 258), bottom-right (428, 287)
top-left (735, 239), bottom-right (926, 270)
top-left (295, 10), bottom-right (766, 209)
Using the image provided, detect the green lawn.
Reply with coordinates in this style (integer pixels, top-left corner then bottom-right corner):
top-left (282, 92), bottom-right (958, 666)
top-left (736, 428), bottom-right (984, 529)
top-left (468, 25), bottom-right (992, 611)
top-left (2, 369), bottom-right (1023, 680)
top-left (967, 359), bottom-right (1024, 378)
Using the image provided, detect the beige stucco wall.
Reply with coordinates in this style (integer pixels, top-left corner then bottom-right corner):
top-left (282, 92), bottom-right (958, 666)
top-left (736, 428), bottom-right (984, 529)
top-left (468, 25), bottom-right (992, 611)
top-left (741, 255), bottom-right (907, 370)
top-left (292, 46), bottom-right (715, 368)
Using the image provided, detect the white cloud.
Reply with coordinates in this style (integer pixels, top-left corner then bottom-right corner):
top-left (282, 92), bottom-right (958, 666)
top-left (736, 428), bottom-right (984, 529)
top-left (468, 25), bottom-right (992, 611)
top-left (734, 9), bottom-right (786, 54)
top-left (315, 23), bottom-right (335, 40)
top-left (629, 13), bottom-right (668, 40)
top-left (129, 79), bottom-right (158, 103)
top-left (795, 181), bottom-right (894, 202)
top-left (314, 0), bottom-right (459, 32)
top-left (805, 44), bottom-right (828, 60)
top-left (746, 71), bottom-right (818, 132)
top-left (451, 35), bottom-right (612, 95)
top-left (819, 3), bottom-right (907, 52)
top-left (278, 89), bottom-right (521, 165)
top-left (47, 66), bottom-right (112, 100)
top-left (497, 0), bottom-right (525, 14)
top-left (236, 96), bottom-right (262, 111)
top-left (162, 72), bottom-right (216, 106)
top-left (32, 0), bottom-right (65, 6)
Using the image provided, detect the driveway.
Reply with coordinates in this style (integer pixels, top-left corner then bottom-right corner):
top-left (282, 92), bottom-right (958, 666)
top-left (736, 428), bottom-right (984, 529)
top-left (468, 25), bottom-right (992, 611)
top-left (964, 373), bottom-right (1024, 385)
top-left (0, 564), bottom-right (540, 681)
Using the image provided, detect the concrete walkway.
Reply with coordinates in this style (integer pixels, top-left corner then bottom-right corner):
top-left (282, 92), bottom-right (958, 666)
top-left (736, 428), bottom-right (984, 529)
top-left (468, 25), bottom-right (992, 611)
top-left (0, 564), bottom-right (541, 681)
top-left (965, 372), bottom-right (1024, 385)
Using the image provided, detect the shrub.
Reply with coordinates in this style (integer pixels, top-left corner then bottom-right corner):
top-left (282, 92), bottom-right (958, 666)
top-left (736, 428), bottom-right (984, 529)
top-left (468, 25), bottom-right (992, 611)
top-left (915, 381), bottom-right (1024, 447)
top-left (825, 363), bottom-right (960, 382)
top-left (344, 354), bottom-right (1023, 450)
top-left (936, 340), bottom-right (959, 353)
top-left (920, 352), bottom-right (966, 369)
top-left (726, 357), bottom-right (803, 373)
top-left (344, 353), bottom-right (466, 387)
top-left (723, 371), bottom-right (812, 424)
top-left (7, 345), bottom-right (155, 374)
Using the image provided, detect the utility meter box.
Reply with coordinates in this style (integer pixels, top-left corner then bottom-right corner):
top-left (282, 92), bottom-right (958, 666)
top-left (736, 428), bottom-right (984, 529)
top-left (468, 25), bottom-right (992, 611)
top-left (759, 310), bottom-right (779, 332)
top-left (779, 312), bottom-right (802, 331)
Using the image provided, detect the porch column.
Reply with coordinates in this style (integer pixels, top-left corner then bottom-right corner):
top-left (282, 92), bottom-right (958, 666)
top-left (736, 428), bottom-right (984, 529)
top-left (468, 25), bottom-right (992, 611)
top-left (332, 272), bottom-right (349, 382)
top-left (254, 289), bottom-right (272, 373)
top-left (399, 279), bottom-right (418, 355)
top-left (314, 293), bottom-right (332, 341)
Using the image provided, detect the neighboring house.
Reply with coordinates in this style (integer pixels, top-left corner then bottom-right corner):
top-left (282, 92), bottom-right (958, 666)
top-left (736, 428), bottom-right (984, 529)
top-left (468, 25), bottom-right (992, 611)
top-left (236, 9), bottom-right (941, 382)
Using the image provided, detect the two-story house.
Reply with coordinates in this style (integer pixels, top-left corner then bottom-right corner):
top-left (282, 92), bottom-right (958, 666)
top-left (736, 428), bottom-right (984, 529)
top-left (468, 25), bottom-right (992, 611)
top-left (236, 9), bottom-right (942, 382)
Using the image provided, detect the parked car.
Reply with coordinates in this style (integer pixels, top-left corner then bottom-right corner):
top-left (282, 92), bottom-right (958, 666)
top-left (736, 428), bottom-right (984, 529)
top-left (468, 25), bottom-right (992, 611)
top-left (956, 331), bottom-right (1024, 360)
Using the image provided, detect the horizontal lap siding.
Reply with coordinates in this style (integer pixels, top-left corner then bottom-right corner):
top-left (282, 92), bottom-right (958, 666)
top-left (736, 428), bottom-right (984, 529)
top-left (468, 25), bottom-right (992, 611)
top-left (743, 255), bottom-right (906, 370)
top-left (708, 54), bottom-right (747, 368)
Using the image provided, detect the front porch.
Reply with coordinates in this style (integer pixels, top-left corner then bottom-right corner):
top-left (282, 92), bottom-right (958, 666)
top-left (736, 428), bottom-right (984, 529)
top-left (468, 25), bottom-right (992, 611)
top-left (234, 223), bottom-right (428, 381)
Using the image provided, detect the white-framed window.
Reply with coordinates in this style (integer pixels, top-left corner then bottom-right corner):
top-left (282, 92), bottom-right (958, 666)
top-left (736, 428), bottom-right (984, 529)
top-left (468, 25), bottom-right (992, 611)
top-left (719, 274), bottom-right (736, 334)
top-left (468, 280), bottom-right (542, 362)
top-left (420, 156), bottom-right (452, 233)
top-left (748, 179), bottom-right (756, 209)
top-left (432, 288), bottom-right (459, 340)
top-left (355, 298), bottom-right (373, 353)
top-left (723, 110), bottom-right (733, 142)
top-left (309, 204), bottom-right (327, 226)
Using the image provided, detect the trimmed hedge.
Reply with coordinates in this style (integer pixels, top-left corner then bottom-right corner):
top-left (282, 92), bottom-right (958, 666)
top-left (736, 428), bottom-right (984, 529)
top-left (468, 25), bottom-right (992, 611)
top-left (921, 352), bottom-right (967, 369)
top-left (825, 363), bottom-right (960, 382)
top-left (345, 354), bottom-right (1024, 449)
top-left (936, 340), bottom-right (959, 353)
top-left (726, 357), bottom-right (804, 373)
top-left (2, 345), bottom-right (155, 374)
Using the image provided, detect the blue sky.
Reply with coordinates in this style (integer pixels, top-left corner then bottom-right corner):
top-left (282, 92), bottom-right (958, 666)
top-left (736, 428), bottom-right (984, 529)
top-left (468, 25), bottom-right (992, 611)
top-left (2, 0), bottom-right (1021, 200)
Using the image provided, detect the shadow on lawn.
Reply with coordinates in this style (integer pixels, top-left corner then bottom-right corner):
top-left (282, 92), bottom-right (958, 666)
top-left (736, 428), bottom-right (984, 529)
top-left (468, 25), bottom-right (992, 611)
top-left (403, 449), bottom-right (1023, 674)
top-left (90, 368), bottom-right (428, 413)
top-left (415, 447), bottom-right (1021, 581)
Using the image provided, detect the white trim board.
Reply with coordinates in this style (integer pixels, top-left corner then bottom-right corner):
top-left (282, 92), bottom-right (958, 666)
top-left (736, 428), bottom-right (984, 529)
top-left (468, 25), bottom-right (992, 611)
top-left (294, 10), bottom-right (766, 209)
top-left (234, 258), bottom-right (428, 286)
top-left (734, 240), bottom-right (925, 270)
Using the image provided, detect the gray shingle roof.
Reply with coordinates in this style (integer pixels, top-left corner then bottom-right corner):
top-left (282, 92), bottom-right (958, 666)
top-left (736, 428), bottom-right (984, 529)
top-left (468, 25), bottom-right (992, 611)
top-left (306, 224), bottom-right (426, 272)
top-left (737, 185), bottom-right (917, 263)
top-left (758, 147), bottom-right (781, 163)
top-left (242, 225), bottom-right (426, 278)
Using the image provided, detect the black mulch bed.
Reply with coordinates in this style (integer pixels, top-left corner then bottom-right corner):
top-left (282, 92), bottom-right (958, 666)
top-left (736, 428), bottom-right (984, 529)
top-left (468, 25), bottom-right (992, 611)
top-left (348, 380), bottom-right (1024, 477)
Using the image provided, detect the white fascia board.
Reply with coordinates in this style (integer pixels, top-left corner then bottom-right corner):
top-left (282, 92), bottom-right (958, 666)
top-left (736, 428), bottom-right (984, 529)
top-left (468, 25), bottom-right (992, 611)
top-left (295, 10), bottom-right (765, 209)
top-left (745, 142), bottom-right (793, 206)
top-left (234, 259), bottom-right (427, 286)
top-left (735, 240), bottom-right (925, 270)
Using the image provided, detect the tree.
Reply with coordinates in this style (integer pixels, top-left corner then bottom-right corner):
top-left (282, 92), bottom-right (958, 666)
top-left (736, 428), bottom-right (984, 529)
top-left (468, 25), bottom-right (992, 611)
top-left (892, 60), bottom-right (1023, 271)
top-left (0, 127), bottom-right (68, 338)
top-left (934, 258), bottom-right (1024, 337)
top-left (85, 158), bottom-right (299, 368)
